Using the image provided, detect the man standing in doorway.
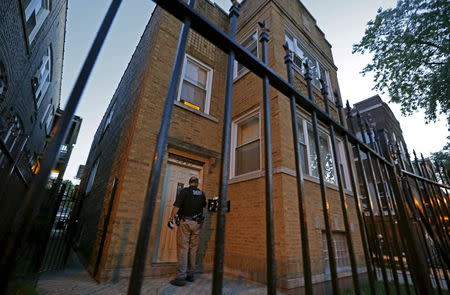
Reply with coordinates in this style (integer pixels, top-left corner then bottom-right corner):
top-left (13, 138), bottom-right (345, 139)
top-left (169, 176), bottom-right (206, 286)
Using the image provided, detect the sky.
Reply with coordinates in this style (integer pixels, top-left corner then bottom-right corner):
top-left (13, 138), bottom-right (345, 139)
top-left (60, 0), bottom-right (448, 182)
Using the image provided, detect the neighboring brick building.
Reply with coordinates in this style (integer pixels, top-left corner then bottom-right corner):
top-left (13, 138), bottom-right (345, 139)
top-left (0, 0), bottom-right (68, 242)
top-left (347, 95), bottom-right (410, 213)
top-left (77, 0), bottom-right (365, 290)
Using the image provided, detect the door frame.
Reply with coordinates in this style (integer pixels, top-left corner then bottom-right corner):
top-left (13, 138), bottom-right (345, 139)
top-left (152, 158), bottom-right (203, 264)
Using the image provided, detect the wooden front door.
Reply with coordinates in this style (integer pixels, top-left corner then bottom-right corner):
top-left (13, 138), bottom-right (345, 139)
top-left (155, 161), bottom-right (201, 263)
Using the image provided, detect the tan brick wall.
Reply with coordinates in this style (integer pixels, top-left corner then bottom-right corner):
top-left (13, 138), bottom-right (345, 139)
top-left (78, 0), bottom-right (367, 290)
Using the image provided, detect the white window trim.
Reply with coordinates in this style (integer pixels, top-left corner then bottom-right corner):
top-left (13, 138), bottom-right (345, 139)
top-left (103, 104), bottom-right (115, 134)
top-left (296, 110), bottom-right (345, 186)
top-left (176, 54), bottom-right (213, 114)
top-left (41, 104), bottom-right (51, 126)
top-left (45, 106), bottom-right (54, 134)
top-left (230, 108), bottom-right (262, 179)
top-left (85, 158), bottom-right (99, 194)
top-left (25, 0), bottom-right (50, 43)
top-left (233, 28), bottom-right (259, 80)
top-left (285, 28), bottom-right (334, 101)
top-left (34, 46), bottom-right (52, 108)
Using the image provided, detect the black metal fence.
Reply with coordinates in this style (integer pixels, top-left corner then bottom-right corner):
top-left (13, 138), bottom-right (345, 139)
top-left (1, 0), bottom-right (449, 294)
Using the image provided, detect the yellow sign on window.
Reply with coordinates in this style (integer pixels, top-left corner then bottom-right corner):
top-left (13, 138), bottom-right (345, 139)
top-left (181, 100), bottom-right (200, 111)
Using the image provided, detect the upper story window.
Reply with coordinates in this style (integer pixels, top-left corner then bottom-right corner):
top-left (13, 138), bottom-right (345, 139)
top-left (41, 103), bottom-right (54, 134)
top-left (24, 0), bottom-right (51, 43)
top-left (296, 113), bottom-right (351, 190)
top-left (177, 55), bottom-right (213, 114)
top-left (231, 109), bottom-right (261, 177)
top-left (285, 32), bottom-right (334, 101)
top-left (85, 158), bottom-right (99, 194)
top-left (1, 115), bottom-right (24, 155)
top-left (102, 103), bottom-right (115, 135)
top-left (234, 30), bottom-right (258, 79)
top-left (32, 46), bottom-right (52, 108)
top-left (0, 62), bottom-right (8, 101)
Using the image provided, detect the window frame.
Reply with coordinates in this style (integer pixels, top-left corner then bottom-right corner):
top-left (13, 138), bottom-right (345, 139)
top-left (24, 0), bottom-right (51, 44)
top-left (285, 29), bottom-right (335, 102)
top-left (176, 54), bottom-right (213, 114)
top-left (85, 158), bottom-right (100, 194)
top-left (230, 108), bottom-right (262, 178)
top-left (295, 110), bottom-right (353, 189)
top-left (233, 29), bottom-right (259, 80)
top-left (33, 45), bottom-right (52, 108)
top-left (322, 232), bottom-right (351, 273)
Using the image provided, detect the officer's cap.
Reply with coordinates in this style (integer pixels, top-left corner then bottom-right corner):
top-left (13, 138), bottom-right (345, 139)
top-left (189, 176), bottom-right (199, 184)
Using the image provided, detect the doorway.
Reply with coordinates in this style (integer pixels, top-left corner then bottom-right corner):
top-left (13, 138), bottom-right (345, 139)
top-left (153, 160), bottom-right (202, 263)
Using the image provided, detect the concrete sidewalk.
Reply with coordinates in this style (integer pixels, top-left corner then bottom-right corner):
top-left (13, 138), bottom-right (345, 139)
top-left (36, 252), bottom-right (278, 295)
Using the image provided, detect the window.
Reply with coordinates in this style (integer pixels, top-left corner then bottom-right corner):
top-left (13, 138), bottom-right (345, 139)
top-left (103, 104), bottom-right (115, 134)
top-left (231, 110), bottom-right (261, 177)
top-left (85, 158), bottom-right (99, 194)
top-left (285, 31), bottom-right (334, 101)
top-left (322, 232), bottom-right (351, 273)
top-left (41, 104), bottom-right (54, 134)
top-left (296, 113), bottom-right (351, 188)
top-left (2, 115), bottom-right (23, 153)
top-left (45, 106), bottom-right (54, 133)
top-left (24, 0), bottom-right (50, 43)
top-left (177, 55), bottom-right (213, 113)
top-left (33, 46), bottom-right (52, 107)
top-left (234, 31), bottom-right (258, 78)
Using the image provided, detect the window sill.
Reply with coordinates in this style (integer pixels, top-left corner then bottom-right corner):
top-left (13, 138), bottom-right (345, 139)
top-left (229, 170), bottom-right (264, 184)
top-left (273, 166), bottom-right (354, 196)
top-left (303, 174), bottom-right (354, 196)
top-left (233, 68), bottom-right (251, 83)
top-left (174, 101), bottom-right (219, 123)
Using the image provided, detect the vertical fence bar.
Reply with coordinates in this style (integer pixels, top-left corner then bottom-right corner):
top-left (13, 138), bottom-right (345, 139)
top-left (354, 144), bottom-right (391, 294)
top-left (320, 81), bottom-right (361, 294)
top-left (0, 1), bottom-right (124, 292)
top-left (340, 100), bottom-right (377, 295)
top-left (127, 1), bottom-right (195, 293)
top-left (259, 20), bottom-right (277, 295)
top-left (379, 163), bottom-right (415, 295)
top-left (413, 152), bottom-right (450, 252)
top-left (385, 151), bottom-right (434, 294)
top-left (283, 44), bottom-right (313, 295)
top-left (212, 2), bottom-right (239, 294)
top-left (363, 130), bottom-right (401, 295)
top-left (304, 61), bottom-right (339, 294)
top-left (346, 102), bottom-right (380, 284)
top-left (422, 155), bottom-right (450, 219)
top-left (406, 151), bottom-right (450, 273)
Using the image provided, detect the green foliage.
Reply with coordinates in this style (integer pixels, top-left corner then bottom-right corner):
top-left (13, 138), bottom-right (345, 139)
top-left (431, 136), bottom-right (450, 182)
top-left (353, 0), bottom-right (450, 125)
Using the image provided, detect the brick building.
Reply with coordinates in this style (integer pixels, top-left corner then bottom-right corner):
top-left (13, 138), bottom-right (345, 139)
top-left (347, 95), bottom-right (410, 213)
top-left (0, 0), bottom-right (68, 242)
top-left (77, 0), bottom-right (366, 290)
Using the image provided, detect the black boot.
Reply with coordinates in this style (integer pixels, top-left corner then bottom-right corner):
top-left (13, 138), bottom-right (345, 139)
top-left (186, 274), bottom-right (195, 282)
top-left (170, 278), bottom-right (186, 286)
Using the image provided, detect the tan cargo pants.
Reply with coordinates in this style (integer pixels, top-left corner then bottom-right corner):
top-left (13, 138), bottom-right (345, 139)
top-left (176, 219), bottom-right (201, 279)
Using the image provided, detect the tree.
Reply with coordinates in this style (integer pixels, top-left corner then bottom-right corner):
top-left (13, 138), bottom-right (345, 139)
top-left (431, 137), bottom-right (450, 183)
top-left (353, 0), bottom-right (450, 125)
